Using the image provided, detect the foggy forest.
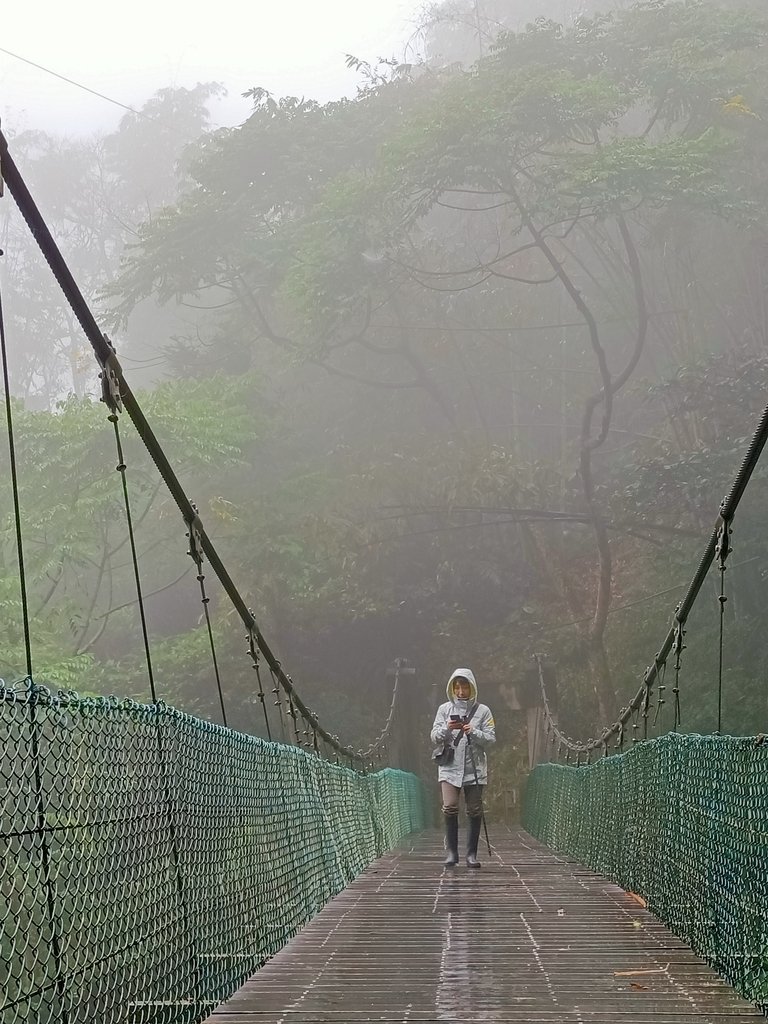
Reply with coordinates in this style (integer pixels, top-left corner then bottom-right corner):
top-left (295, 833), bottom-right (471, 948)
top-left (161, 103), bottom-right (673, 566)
top-left (2, 0), bottom-right (768, 814)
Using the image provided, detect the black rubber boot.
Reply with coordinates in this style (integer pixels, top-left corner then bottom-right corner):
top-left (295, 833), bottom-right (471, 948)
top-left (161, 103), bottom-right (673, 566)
top-left (466, 815), bottom-right (482, 869)
top-left (443, 814), bottom-right (459, 867)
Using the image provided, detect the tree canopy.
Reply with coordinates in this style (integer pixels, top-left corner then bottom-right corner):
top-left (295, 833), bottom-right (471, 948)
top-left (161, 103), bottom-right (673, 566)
top-left (106, 0), bottom-right (768, 728)
top-left (3, 1), bottom-right (768, 780)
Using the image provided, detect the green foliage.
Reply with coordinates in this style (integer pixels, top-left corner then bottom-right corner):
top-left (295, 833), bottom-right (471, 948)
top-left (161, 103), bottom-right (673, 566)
top-left (99, 0), bottom-right (768, 750)
top-left (7, 0), bottom-right (768, 763)
top-left (0, 376), bottom-right (260, 693)
top-left (2, 85), bottom-right (221, 403)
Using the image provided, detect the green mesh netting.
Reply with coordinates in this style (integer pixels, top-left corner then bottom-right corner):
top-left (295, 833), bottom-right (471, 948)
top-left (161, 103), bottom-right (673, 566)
top-left (0, 683), bottom-right (426, 1024)
top-left (523, 733), bottom-right (768, 1011)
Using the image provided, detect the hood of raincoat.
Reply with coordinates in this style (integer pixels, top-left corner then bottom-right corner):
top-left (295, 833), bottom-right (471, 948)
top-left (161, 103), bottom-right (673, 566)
top-left (445, 668), bottom-right (478, 703)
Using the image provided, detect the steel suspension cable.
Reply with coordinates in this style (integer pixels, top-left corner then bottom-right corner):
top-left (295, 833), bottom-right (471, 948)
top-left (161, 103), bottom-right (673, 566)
top-left (535, 395), bottom-right (768, 756)
top-left (0, 127), bottom-right (367, 765)
top-left (0, 272), bottom-right (32, 679)
top-left (361, 663), bottom-right (401, 761)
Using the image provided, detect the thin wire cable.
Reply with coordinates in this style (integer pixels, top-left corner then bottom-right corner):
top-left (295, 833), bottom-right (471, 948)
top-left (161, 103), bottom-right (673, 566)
top-left (0, 45), bottom-right (149, 118)
top-left (109, 415), bottom-right (158, 703)
top-left (672, 623), bottom-right (684, 731)
top-left (109, 410), bottom-right (203, 1004)
top-left (26, 676), bottom-right (70, 1024)
top-left (0, 267), bottom-right (70, 1023)
top-left (270, 666), bottom-right (287, 744)
top-left (199, 576), bottom-right (227, 727)
top-left (0, 274), bottom-right (33, 678)
top-left (535, 387), bottom-right (768, 754)
top-left (288, 694), bottom-right (302, 746)
top-left (642, 677), bottom-right (651, 740)
top-left (187, 528), bottom-right (227, 727)
top-left (715, 518), bottom-right (732, 734)
top-left (0, 133), bottom-right (369, 767)
top-left (252, 651), bottom-right (272, 741)
top-left (653, 660), bottom-right (667, 729)
top-left (372, 308), bottom-right (685, 334)
top-left (717, 562), bottom-right (727, 734)
top-left (361, 664), bottom-right (401, 759)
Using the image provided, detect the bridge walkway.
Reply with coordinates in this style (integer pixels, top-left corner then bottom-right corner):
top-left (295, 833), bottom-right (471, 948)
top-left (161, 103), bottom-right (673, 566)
top-left (205, 829), bottom-right (760, 1023)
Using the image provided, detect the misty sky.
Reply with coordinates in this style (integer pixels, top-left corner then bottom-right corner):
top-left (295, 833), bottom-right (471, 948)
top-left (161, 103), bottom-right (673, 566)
top-left (1, 0), bottom-right (422, 136)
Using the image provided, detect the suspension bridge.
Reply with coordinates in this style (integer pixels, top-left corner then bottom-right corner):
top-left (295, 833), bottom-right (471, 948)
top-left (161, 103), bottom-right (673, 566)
top-left (0, 125), bottom-right (767, 1024)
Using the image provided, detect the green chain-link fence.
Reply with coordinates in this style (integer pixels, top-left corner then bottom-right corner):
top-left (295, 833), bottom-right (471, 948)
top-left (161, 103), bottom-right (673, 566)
top-left (0, 681), bottom-right (426, 1024)
top-left (523, 732), bottom-right (768, 1011)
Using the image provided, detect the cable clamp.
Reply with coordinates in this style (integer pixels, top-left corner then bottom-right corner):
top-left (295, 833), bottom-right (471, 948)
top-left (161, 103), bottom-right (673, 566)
top-left (185, 511), bottom-right (205, 567)
top-left (246, 626), bottom-right (260, 664)
top-left (716, 511), bottom-right (732, 567)
top-left (99, 344), bottom-right (123, 414)
top-left (673, 620), bottom-right (686, 658)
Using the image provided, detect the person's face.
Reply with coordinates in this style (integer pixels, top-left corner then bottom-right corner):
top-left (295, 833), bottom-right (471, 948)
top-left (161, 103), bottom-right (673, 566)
top-left (453, 678), bottom-right (471, 700)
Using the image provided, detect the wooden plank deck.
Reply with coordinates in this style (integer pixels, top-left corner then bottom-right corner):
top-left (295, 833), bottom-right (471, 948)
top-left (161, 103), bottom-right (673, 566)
top-left (205, 828), bottom-right (762, 1023)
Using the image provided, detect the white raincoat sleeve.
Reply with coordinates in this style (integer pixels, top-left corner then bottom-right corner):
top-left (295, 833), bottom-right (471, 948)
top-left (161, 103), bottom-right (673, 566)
top-left (468, 705), bottom-right (496, 749)
top-left (430, 703), bottom-right (451, 744)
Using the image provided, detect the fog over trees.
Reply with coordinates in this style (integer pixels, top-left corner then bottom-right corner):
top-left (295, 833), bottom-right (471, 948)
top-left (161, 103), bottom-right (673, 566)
top-left (2, 0), bottom-right (768, 804)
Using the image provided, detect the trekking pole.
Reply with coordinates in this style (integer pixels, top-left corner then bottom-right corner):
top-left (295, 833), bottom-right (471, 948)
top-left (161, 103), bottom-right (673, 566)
top-left (465, 732), bottom-right (492, 857)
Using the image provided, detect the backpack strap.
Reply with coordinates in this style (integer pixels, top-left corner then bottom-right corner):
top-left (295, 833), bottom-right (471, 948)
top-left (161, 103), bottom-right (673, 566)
top-left (451, 702), bottom-right (478, 746)
top-left (448, 702), bottom-right (478, 748)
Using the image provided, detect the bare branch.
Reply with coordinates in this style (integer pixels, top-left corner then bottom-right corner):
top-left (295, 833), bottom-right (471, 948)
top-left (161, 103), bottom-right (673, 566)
top-left (435, 198), bottom-right (513, 212)
top-left (490, 269), bottom-right (559, 285)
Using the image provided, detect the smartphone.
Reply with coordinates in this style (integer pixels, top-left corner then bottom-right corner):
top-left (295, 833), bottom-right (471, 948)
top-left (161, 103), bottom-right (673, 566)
top-left (449, 714), bottom-right (462, 722)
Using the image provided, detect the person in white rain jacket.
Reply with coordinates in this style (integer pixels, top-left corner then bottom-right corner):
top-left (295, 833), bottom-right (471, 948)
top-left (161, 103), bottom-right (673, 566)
top-left (430, 668), bottom-right (495, 868)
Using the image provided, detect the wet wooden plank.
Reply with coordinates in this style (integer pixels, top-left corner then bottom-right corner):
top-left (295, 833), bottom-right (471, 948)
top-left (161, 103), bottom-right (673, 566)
top-left (204, 828), bottom-right (762, 1023)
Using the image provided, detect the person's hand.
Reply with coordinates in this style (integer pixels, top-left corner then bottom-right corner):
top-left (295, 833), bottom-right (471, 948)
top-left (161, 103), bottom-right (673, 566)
top-left (448, 719), bottom-right (463, 730)
top-left (462, 723), bottom-right (473, 734)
